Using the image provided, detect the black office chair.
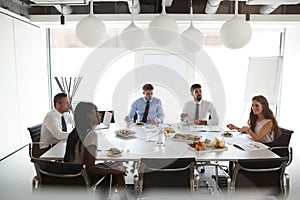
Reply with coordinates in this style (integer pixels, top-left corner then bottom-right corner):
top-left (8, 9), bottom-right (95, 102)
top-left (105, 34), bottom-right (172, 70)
top-left (29, 144), bottom-right (105, 190)
top-left (266, 127), bottom-right (294, 166)
top-left (27, 124), bottom-right (42, 142)
top-left (98, 111), bottom-right (115, 123)
top-left (27, 124), bottom-right (52, 158)
top-left (134, 158), bottom-right (199, 196)
top-left (229, 157), bottom-right (289, 198)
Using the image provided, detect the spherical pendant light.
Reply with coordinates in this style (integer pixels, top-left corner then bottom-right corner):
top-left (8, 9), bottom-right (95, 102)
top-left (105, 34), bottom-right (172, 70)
top-left (121, 1), bottom-right (145, 50)
top-left (220, 15), bottom-right (252, 49)
top-left (180, 1), bottom-right (203, 53)
top-left (219, 0), bottom-right (252, 49)
top-left (121, 22), bottom-right (145, 50)
top-left (148, 0), bottom-right (179, 46)
top-left (180, 24), bottom-right (203, 53)
top-left (76, 0), bottom-right (106, 47)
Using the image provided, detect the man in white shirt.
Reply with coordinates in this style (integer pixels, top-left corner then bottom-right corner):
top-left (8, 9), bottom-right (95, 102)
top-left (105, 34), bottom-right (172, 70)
top-left (180, 84), bottom-right (219, 125)
top-left (40, 93), bottom-right (74, 149)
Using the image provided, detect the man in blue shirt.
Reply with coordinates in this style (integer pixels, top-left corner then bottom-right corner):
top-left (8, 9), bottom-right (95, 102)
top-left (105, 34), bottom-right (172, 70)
top-left (125, 84), bottom-right (164, 124)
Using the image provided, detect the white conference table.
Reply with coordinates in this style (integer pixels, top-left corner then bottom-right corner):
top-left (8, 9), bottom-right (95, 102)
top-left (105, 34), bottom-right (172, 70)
top-left (41, 123), bottom-right (279, 162)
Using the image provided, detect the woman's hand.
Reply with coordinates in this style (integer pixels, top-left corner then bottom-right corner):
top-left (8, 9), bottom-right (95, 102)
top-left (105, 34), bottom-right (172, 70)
top-left (226, 124), bottom-right (240, 130)
top-left (239, 126), bottom-right (250, 133)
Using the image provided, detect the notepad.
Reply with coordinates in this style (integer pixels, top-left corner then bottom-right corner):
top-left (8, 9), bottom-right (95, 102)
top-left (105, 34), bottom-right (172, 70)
top-left (233, 142), bottom-right (269, 151)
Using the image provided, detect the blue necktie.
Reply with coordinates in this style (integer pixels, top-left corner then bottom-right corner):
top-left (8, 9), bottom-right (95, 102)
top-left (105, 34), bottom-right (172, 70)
top-left (61, 115), bottom-right (67, 132)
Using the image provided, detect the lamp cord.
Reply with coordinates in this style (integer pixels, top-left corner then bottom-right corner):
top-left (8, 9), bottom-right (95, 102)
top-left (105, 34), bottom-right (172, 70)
top-left (131, 0), bottom-right (134, 23)
top-left (190, 0), bottom-right (193, 25)
top-left (234, 0), bottom-right (238, 15)
top-left (90, 0), bottom-right (93, 15)
top-left (162, 0), bottom-right (166, 14)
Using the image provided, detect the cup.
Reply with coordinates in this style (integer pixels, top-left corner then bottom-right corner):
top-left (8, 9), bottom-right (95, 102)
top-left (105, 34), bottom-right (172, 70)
top-left (156, 130), bottom-right (166, 145)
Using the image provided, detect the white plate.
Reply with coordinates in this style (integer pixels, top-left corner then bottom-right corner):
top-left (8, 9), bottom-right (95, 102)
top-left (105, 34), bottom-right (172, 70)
top-left (114, 129), bottom-right (136, 137)
top-left (172, 133), bottom-right (201, 142)
top-left (143, 125), bottom-right (157, 131)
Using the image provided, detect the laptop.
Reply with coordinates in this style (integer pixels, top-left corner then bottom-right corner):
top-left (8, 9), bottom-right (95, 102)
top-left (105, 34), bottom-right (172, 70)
top-left (94, 111), bottom-right (112, 129)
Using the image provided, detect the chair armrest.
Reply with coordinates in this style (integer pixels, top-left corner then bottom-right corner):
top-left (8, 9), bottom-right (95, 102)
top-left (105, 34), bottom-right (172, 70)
top-left (270, 146), bottom-right (293, 166)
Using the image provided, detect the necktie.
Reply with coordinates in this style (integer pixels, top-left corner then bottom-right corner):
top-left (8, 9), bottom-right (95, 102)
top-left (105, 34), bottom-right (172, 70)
top-left (61, 115), bottom-right (67, 132)
top-left (142, 101), bottom-right (150, 123)
top-left (195, 103), bottom-right (199, 121)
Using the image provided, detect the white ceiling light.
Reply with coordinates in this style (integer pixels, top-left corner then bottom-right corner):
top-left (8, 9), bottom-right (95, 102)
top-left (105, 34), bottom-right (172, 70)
top-left (220, 0), bottom-right (252, 49)
top-left (76, 0), bottom-right (107, 47)
top-left (148, 0), bottom-right (179, 46)
top-left (121, 0), bottom-right (145, 50)
top-left (180, 0), bottom-right (203, 53)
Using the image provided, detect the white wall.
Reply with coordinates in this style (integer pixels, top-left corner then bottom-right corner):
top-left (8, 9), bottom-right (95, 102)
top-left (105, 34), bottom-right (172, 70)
top-left (0, 11), bottom-right (49, 159)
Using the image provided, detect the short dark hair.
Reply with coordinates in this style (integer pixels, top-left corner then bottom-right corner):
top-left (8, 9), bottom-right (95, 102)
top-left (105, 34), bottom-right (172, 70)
top-left (53, 93), bottom-right (67, 108)
top-left (190, 84), bottom-right (201, 93)
top-left (142, 84), bottom-right (154, 91)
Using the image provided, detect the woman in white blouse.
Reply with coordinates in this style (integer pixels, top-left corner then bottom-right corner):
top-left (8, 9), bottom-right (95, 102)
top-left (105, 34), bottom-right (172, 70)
top-left (64, 102), bottom-right (126, 198)
top-left (227, 95), bottom-right (280, 143)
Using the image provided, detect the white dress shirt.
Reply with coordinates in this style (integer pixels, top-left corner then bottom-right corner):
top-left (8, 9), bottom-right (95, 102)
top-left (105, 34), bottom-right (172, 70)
top-left (182, 99), bottom-right (219, 125)
top-left (40, 109), bottom-right (74, 149)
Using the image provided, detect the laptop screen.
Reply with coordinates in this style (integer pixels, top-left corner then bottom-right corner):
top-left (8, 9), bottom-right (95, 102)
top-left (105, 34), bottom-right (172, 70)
top-left (102, 111), bottom-right (112, 127)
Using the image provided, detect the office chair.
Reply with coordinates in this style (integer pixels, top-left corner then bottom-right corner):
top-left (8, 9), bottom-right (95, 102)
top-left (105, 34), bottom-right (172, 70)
top-left (27, 124), bottom-right (52, 158)
top-left (29, 144), bottom-right (105, 190)
top-left (134, 158), bottom-right (199, 196)
top-left (266, 127), bottom-right (294, 166)
top-left (230, 157), bottom-right (289, 198)
top-left (27, 123), bottom-right (42, 142)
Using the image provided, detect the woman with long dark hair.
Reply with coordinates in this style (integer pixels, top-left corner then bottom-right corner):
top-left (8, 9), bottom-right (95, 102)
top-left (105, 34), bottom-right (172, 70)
top-left (227, 95), bottom-right (280, 143)
top-left (64, 102), bottom-right (126, 197)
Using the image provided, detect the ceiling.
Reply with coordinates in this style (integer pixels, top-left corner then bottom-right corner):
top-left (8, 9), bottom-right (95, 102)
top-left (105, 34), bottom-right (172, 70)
top-left (2, 0), bottom-right (300, 20)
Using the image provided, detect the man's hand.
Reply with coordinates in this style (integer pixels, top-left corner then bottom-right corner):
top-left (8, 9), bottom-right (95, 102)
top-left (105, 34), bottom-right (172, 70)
top-left (124, 116), bottom-right (131, 122)
top-left (150, 118), bottom-right (157, 125)
top-left (180, 113), bottom-right (188, 119)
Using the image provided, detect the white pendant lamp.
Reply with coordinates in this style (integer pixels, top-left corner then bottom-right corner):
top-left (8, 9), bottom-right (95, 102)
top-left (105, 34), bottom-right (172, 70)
top-left (180, 0), bottom-right (203, 53)
top-left (76, 0), bottom-right (107, 47)
top-left (220, 0), bottom-right (252, 49)
top-left (121, 0), bottom-right (145, 50)
top-left (148, 0), bottom-right (179, 46)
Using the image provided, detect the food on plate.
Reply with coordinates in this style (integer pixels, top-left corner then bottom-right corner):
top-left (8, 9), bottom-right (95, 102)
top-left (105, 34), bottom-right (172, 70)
top-left (188, 140), bottom-right (207, 151)
top-left (215, 138), bottom-right (226, 148)
top-left (115, 129), bottom-right (136, 137)
top-left (203, 139), bottom-right (214, 147)
top-left (164, 127), bottom-right (174, 134)
top-left (222, 132), bottom-right (233, 137)
top-left (108, 148), bottom-right (122, 156)
top-left (173, 133), bottom-right (200, 141)
top-left (117, 129), bottom-right (134, 136)
top-left (136, 122), bottom-right (145, 126)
